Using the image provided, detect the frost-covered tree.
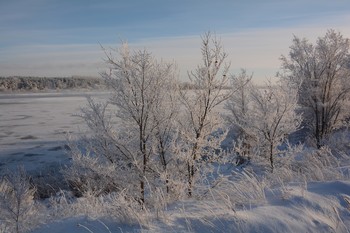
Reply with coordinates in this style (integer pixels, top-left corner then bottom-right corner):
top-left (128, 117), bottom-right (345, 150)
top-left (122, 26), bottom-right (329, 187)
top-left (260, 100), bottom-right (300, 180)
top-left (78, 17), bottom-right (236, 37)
top-left (224, 69), bottom-right (254, 160)
top-left (279, 29), bottom-right (350, 148)
top-left (0, 167), bottom-right (36, 233)
top-left (148, 77), bottom-right (180, 194)
top-left (179, 32), bottom-right (232, 196)
top-left (225, 80), bottom-right (302, 172)
top-left (99, 44), bottom-right (177, 204)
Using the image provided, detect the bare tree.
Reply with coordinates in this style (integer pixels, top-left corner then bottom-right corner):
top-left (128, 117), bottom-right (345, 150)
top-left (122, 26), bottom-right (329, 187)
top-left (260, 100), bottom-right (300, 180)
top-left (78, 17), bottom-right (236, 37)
top-left (179, 32), bottom-right (232, 196)
top-left (279, 29), bottom-right (350, 148)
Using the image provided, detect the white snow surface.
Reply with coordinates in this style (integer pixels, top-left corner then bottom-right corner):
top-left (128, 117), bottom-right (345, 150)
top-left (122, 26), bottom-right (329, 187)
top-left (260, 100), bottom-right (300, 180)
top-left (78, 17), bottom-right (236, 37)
top-left (32, 180), bottom-right (350, 233)
top-left (0, 91), bottom-right (108, 173)
top-left (1, 92), bottom-right (349, 232)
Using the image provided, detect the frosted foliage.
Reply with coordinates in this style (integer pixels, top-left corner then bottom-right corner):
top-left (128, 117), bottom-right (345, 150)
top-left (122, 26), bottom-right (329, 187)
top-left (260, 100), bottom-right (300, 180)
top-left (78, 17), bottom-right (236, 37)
top-left (65, 43), bottom-right (180, 204)
top-left (63, 98), bottom-right (140, 197)
top-left (224, 69), bottom-right (255, 162)
top-left (45, 190), bottom-right (148, 227)
top-left (178, 32), bottom-right (232, 196)
top-left (280, 29), bottom-right (350, 148)
top-left (103, 44), bottom-right (179, 203)
top-left (0, 167), bottom-right (37, 233)
top-left (64, 144), bottom-right (135, 196)
top-left (225, 77), bottom-right (302, 171)
top-left (225, 69), bottom-right (253, 128)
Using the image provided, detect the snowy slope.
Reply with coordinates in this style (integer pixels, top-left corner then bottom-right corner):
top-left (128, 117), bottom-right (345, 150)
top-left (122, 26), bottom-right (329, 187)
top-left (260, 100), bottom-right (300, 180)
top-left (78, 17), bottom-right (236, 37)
top-left (32, 180), bottom-right (350, 233)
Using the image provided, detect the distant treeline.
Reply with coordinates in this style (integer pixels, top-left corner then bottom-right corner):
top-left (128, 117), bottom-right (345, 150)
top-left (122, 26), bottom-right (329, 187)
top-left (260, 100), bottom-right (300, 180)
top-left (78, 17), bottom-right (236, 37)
top-left (180, 82), bottom-right (230, 90)
top-left (0, 76), bottom-right (107, 92)
top-left (0, 76), bottom-right (231, 92)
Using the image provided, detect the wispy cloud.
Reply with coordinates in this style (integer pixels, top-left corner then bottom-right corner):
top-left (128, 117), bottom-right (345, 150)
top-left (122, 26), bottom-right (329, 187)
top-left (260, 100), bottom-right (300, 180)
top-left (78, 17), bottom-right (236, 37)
top-left (1, 1), bottom-right (350, 82)
top-left (0, 44), bottom-right (105, 77)
top-left (1, 19), bottom-right (350, 81)
top-left (126, 17), bottom-right (350, 82)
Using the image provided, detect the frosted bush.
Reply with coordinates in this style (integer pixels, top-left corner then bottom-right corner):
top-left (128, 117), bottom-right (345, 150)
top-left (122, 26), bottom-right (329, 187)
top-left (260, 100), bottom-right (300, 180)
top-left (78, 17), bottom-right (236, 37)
top-left (0, 167), bottom-right (38, 233)
top-left (270, 143), bottom-right (345, 185)
top-left (45, 189), bottom-right (150, 227)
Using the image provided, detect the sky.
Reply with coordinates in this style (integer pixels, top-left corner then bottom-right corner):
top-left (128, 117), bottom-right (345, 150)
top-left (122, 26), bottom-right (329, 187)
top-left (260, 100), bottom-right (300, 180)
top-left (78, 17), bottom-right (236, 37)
top-left (1, 0), bottom-right (350, 83)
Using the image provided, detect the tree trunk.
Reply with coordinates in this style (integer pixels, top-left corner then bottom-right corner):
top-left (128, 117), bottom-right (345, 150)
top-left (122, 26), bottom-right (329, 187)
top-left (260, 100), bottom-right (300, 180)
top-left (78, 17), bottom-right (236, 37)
top-left (166, 176), bottom-right (169, 194)
top-left (140, 180), bottom-right (144, 204)
top-left (140, 129), bottom-right (146, 204)
top-left (269, 142), bottom-right (274, 173)
top-left (188, 143), bottom-right (198, 197)
top-left (315, 104), bottom-right (322, 149)
top-left (187, 162), bottom-right (193, 197)
top-left (159, 147), bottom-right (170, 194)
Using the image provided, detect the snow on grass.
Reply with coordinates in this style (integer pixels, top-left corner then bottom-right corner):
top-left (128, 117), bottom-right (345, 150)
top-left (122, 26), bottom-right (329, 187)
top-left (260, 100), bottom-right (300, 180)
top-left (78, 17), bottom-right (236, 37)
top-left (29, 180), bottom-right (350, 233)
top-left (30, 217), bottom-right (141, 233)
top-left (236, 181), bottom-right (350, 233)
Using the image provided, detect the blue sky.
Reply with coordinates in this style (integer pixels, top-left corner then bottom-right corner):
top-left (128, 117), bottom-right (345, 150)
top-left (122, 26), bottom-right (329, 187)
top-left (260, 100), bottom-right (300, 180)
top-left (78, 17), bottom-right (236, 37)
top-left (1, 0), bottom-right (350, 82)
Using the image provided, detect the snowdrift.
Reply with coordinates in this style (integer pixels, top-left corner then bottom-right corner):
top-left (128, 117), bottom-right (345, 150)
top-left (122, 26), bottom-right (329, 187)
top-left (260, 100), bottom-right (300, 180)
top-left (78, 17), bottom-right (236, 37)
top-left (32, 180), bottom-right (350, 233)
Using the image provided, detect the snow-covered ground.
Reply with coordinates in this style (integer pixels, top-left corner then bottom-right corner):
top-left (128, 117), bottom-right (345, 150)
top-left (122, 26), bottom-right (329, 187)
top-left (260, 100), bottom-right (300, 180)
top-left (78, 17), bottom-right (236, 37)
top-left (1, 92), bottom-right (349, 233)
top-left (31, 180), bottom-right (350, 233)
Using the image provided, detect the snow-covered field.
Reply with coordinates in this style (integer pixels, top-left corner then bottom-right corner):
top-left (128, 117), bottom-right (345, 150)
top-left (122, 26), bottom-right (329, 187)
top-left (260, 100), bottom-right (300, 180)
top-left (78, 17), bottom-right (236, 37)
top-left (0, 92), bottom-right (108, 173)
top-left (1, 91), bottom-right (349, 233)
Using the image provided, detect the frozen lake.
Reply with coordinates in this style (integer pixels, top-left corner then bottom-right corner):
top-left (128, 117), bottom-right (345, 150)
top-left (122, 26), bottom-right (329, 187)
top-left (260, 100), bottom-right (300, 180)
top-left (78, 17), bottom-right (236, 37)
top-left (0, 91), bottom-right (110, 173)
top-left (0, 90), bottom-right (228, 174)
